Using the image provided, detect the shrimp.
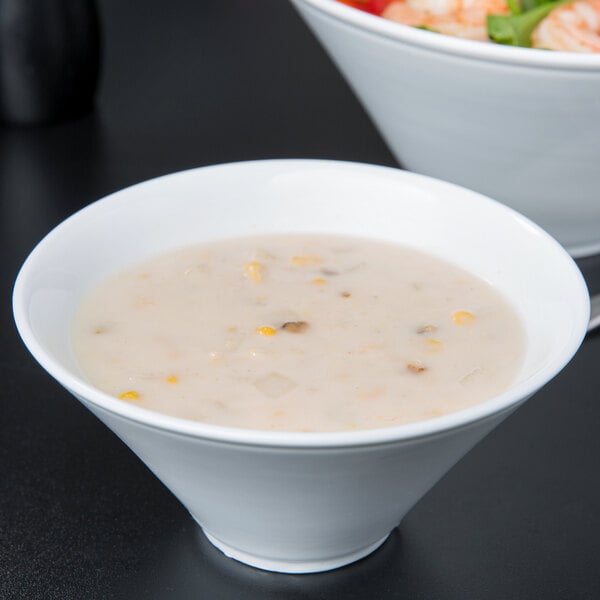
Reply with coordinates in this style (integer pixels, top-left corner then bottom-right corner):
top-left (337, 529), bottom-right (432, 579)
top-left (381, 0), bottom-right (510, 41)
top-left (531, 0), bottom-right (600, 52)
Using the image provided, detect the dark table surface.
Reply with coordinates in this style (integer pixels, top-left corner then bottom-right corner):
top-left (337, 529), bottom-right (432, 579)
top-left (2, 1), bottom-right (599, 598)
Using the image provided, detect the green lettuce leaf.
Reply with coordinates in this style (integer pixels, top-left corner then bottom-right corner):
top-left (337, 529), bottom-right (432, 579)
top-left (487, 0), bottom-right (574, 47)
top-left (507, 0), bottom-right (523, 15)
top-left (414, 24), bottom-right (441, 33)
top-left (522, 0), bottom-right (557, 10)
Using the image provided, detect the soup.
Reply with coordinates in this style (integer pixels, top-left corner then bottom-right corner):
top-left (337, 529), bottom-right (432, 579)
top-left (72, 234), bottom-right (525, 432)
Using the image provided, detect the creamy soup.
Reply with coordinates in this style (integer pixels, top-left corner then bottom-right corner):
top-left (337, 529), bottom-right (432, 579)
top-left (72, 234), bottom-right (525, 432)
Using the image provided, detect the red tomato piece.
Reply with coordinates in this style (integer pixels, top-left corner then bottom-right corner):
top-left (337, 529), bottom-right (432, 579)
top-left (368, 0), bottom-right (395, 14)
top-left (336, 0), bottom-right (376, 13)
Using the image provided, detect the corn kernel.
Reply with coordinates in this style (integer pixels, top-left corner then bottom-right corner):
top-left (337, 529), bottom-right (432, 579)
top-left (119, 390), bottom-right (140, 400)
top-left (452, 310), bottom-right (476, 325)
top-left (256, 326), bottom-right (277, 336)
top-left (311, 277), bottom-right (327, 285)
top-left (244, 261), bottom-right (264, 283)
top-left (426, 338), bottom-right (444, 351)
top-left (166, 375), bottom-right (179, 384)
top-left (291, 255), bottom-right (323, 266)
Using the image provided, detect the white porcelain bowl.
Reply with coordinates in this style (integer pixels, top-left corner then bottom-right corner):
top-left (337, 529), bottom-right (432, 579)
top-left (13, 160), bottom-right (589, 573)
top-left (291, 0), bottom-right (600, 257)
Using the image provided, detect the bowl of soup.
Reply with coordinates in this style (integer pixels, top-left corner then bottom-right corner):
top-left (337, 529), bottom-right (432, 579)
top-left (290, 0), bottom-right (600, 257)
top-left (13, 159), bottom-right (589, 573)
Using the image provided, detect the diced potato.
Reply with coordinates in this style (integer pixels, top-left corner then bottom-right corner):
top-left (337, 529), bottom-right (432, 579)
top-left (407, 361), bottom-right (427, 373)
top-left (416, 324), bottom-right (437, 334)
top-left (254, 372), bottom-right (297, 398)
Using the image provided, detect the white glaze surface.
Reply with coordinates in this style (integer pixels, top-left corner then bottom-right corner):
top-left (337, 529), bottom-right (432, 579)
top-left (13, 160), bottom-right (589, 572)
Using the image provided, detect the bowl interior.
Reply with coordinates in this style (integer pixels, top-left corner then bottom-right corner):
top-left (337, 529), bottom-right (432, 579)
top-left (13, 159), bottom-right (589, 443)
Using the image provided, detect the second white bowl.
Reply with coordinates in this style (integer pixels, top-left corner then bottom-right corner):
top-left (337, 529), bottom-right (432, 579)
top-left (291, 0), bottom-right (600, 257)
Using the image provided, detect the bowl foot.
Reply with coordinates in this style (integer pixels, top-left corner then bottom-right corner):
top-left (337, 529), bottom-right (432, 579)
top-left (201, 528), bottom-right (389, 574)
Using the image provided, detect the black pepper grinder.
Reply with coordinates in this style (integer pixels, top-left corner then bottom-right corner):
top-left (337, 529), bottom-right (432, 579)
top-left (0, 0), bottom-right (100, 126)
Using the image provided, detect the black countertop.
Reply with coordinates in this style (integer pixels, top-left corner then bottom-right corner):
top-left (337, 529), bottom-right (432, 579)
top-left (1, 1), bottom-right (599, 598)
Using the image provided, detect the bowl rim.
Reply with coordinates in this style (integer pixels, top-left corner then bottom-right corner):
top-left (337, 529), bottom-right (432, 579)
top-left (12, 159), bottom-right (591, 449)
top-left (292, 0), bottom-right (600, 70)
